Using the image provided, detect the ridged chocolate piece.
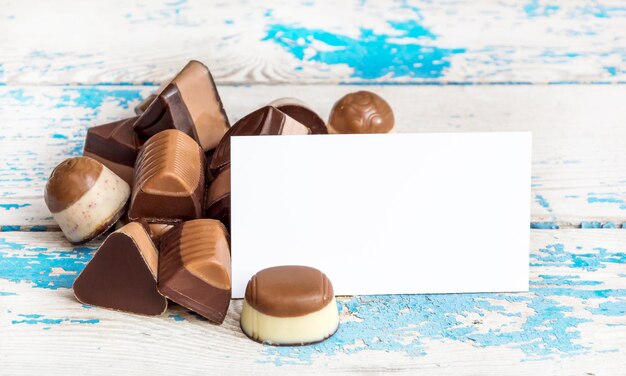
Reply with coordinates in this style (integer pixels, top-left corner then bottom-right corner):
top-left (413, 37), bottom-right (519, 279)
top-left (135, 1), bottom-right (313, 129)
top-left (328, 91), bottom-right (394, 134)
top-left (73, 222), bottom-right (167, 315)
top-left (269, 97), bottom-right (328, 134)
top-left (158, 219), bottom-right (232, 323)
top-left (129, 129), bottom-right (206, 223)
top-left (83, 117), bottom-right (142, 185)
top-left (205, 167), bottom-right (230, 232)
top-left (132, 60), bottom-right (230, 152)
top-left (210, 106), bottom-right (310, 173)
top-left (245, 266), bottom-right (334, 317)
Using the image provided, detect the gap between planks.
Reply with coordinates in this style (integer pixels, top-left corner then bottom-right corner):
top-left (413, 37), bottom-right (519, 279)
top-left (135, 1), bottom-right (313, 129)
top-left (2, 85), bottom-right (626, 229)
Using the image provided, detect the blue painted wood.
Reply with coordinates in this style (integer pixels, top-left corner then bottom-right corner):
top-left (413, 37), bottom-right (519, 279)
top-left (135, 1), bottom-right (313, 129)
top-left (2, 0), bottom-right (625, 85)
top-left (0, 231), bottom-right (624, 365)
top-left (1, 1), bottom-right (625, 369)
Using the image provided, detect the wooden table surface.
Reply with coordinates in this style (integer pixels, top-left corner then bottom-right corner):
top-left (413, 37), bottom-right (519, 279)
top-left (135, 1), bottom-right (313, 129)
top-left (1, 1), bottom-right (625, 374)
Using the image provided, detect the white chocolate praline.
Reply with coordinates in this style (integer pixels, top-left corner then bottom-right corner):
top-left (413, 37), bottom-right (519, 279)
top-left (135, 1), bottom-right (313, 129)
top-left (240, 297), bottom-right (339, 345)
top-left (52, 166), bottom-right (130, 243)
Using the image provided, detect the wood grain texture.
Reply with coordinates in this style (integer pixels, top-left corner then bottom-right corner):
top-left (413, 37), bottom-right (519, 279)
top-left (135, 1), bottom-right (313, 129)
top-left (2, 85), bottom-right (625, 228)
top-left (2, 0), bottom-right (626, 372)
top-left (1, 230), bottom-right (624, 374)
top-left (1, 0), bottom-right (626, 85)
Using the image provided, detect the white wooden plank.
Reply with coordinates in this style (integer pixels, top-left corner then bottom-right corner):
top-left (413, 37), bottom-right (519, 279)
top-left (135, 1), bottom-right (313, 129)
top-left (2, 85), bottom-right (626, 228)
top-left (1, 0), bottom-right (626, 85)
top-left (1, 230), bottom-right (624, 374)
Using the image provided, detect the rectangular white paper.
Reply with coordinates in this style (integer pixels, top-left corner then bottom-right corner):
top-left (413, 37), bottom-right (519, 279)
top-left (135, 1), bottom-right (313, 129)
top-left (231, 132), bottom-right (531, 298)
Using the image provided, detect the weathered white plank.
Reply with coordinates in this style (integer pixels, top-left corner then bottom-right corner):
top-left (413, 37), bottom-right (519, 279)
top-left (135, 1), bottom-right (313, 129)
top-left (2, 0), bottom-right (626, 85)
top-left (1, 230), bottom-right (624, 374)
top-left (2, 85), bottom-right (626, 228)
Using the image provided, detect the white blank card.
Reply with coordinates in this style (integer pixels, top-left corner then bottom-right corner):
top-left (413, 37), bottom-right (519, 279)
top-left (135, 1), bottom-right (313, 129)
top-left (230, 132), bottom-right (531, 298)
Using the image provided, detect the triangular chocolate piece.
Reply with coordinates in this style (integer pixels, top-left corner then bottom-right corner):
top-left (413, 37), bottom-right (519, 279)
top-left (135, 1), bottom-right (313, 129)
top-left (73, 222), bottom-right (167, 315)
top-left (133, 60), bottom-right (230, 152)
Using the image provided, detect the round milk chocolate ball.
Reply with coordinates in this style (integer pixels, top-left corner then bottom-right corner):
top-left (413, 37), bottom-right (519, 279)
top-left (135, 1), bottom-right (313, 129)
top-left (45, 157), bottom-right (130, 244)
top-left (328, 91), bottom-right (394, 134)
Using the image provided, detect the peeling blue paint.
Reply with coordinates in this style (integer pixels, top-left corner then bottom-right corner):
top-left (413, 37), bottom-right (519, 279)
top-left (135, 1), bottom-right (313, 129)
top-left (532, 274), bottom-right (602, 287)
top-left (0, 239), bottom-right (95, 289)
top-left (1, 226), bottom-right (20, 231)
top-left (0, 88), bottom-right (34, 103)
top-left (263, 21), bottom-right (465, 80)
top-left (0, 291), bottom-right (17, 296)
top-left (12, 314), bottom-right (99, 325)
top-left (531, 222), bottom-right (559, 229)
top-left (581, 222), bottom-right (617, 229)
top-left (576, 4), bottom-right (626, 18)
top-left (53, 87), bottom-right (142, 114)
top-left (1, 218), bottom-right (624, 364)
top-left (524, 1), bottom-right (560, 17)
top-left (589, 301), bottom-right (626, 316)
top-left (261, 243), bottom-right (626, 365)
top-left (0, 203), bottom-right (31, 210)
top-left (587, 193), bottom-right (626, 210)
top-left (168, 314), bottom-right (186, 322)
top-left (530, 244), bottom-right (626, 272)
top-left (534, 194), bottom-right (551, 211)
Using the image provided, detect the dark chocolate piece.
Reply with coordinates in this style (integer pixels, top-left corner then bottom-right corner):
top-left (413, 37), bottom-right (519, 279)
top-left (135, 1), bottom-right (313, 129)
top-left (83, 117), bottom-right (142, 185)
top-left (158, 219), bottom-right (231, 324)
top-left (269, 97), bottom-right (328, 134)
top-left (129, 129), bottom-right (206, 223)
top-left (73, 222), bottom-right (167, 315)
top-left (134, 94), bottom-right (157, 115)
top-left (328, 91), bottom-right (394, 134)
top-left (210, 106), bottom-right (310, 174)
top-left (205, 167), bottom-right (230, 232)
top-left (132, 60), bottom-right (230, 152)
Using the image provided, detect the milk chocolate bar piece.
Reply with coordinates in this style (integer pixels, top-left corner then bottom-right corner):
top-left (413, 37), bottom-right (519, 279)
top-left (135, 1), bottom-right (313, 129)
top-left (205, 166), bottom-right (230, 232)
top-left (83, 117), bottom-right (142, 185)
top-left (158, 219), bottom-right (232, 323)
top-left (269, 97), bottom-right (328, 134)
top-left (129, 129), bottom-right (206, 223)
top-left (133, 60), bottom-right (230, 152)
top-left (45, 157), bottom-right (130, 244)
top-left (240, 266), bottom-right (339, 346)
top-left (210, 106), bottom-right (310, 173)
top-left (73, 222), bottom-right (167, 315)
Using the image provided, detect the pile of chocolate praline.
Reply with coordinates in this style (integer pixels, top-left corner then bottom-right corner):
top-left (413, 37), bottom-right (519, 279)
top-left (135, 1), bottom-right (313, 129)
top-left (44, 60), bottom-right (394, 346)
